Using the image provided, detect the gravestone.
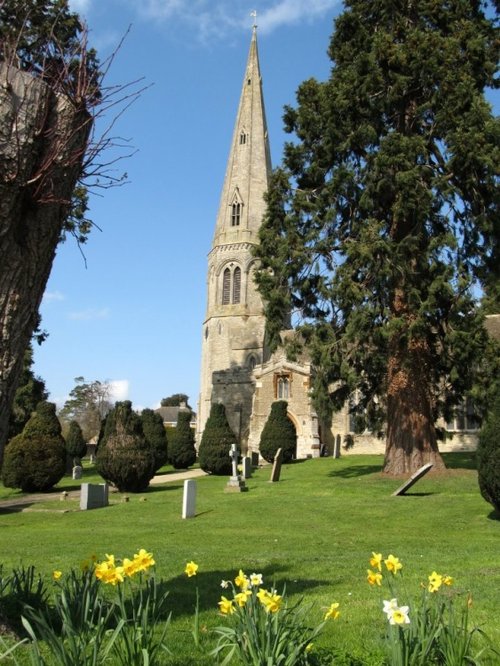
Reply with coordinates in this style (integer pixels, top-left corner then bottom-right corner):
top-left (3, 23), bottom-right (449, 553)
top-left (242, 456), bottom-right (252, 479)
top-left (269, 448), bottom-right (283, 483)
top-left (72, 465), bottom-right (82, 480)
top-left (392, 463), bottom-right (433, 496)
top-left (80, 483), bottom-right (109, 510)
top-left (333, 435), bottom-right (341, 459)
top-left (225, 443), bottom-right (247, 492)
top-left (182, 479), bottom-right (197, 518)
top-left (251, 451), bottom-right (259, 468)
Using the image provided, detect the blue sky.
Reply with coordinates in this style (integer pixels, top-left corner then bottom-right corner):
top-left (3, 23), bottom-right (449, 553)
top-left (34, 0), bottom-right (499, 413)
top-left (34, 0), bottom-right (342, 411)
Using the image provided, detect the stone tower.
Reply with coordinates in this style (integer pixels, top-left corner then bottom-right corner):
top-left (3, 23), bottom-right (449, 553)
top-left (197, 27), bottom-right (271, 449)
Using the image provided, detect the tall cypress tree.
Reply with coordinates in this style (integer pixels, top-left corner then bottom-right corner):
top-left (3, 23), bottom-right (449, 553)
top-left (255, 1), bottom-right (499, 475)
top-left (168, 410), bottom-right (196, 470)
top-left (198, 403), bottom-right (235, 475)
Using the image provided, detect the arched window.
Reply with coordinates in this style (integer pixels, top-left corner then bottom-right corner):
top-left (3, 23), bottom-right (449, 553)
top-left (248, 355), bottom-right (257, 370)
top-left (231, 203), bottom-right (241, 226)
top-left (233, 267), bottom-right (241, 303)
top-left (239, 132), bottom-right (247, 145)
top-left (276, 375), bottom-right (290, 399)
top-left (222, 268), bottom-right (231, 305)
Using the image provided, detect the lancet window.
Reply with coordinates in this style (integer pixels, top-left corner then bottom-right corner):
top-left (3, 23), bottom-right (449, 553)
top-left (221, 264), bottom-right (242, 305)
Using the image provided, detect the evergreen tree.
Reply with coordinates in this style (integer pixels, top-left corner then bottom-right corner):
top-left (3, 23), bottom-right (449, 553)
top-left (198, 403), bottom-right (235, 475)
top-left (141, 408), bottom-right (168, 472)
top-left (259, 401), bottom-right (297, 463)
top-left (95, 401), bottom-right (155, 492)
top-left (168, 411), bottom-right (196, 470)
top-left (160, 394), bottom-right (191, 409)
top-left (58, 377), bottom-right (112, 441)
top-left (477, 390), bottom-right (500, 513)
top-left (255, 1), bottom-right (500, 475)
top-left (65, 420), bottom-right (87, 464)
top-left (8, 345), bottom-right (48, 439)
top-left (2, 401), bottom-right (66, 492)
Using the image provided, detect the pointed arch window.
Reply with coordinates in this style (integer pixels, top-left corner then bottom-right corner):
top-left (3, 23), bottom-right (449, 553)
top-left (231, 202), bottom-right (241, 226)
top-left (233, 267), bottom-right (241, 303)
top-left (222, 268), bottom-right (231, 305)
top-left (239, 132), bottom-right (247, 145)
top-left (275, 373), bottom-right (291, 399)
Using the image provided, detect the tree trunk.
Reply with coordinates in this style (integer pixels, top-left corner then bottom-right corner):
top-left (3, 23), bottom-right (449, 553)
top-left (383, 340), bottom-right (446, 475)
top-left (0, 63), bottom-right (91, 467)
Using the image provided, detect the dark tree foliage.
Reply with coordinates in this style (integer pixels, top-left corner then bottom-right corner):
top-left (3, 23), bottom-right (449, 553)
top-left (198, 403), bottom-right (235, 475)
top-left (7, 345), bottom-right (48, 439)
top-left (160, 394), bottom-right (191, 408)
top-left (259, 401), bottom-right (297, 463)
top-left (95, 401), bottom-right (156, 492)
top-left (2, 401), bottom-right (66, 491)
top-left (141, 408), bottom-right (168, 472)
top-left (255, 0), bottom-right (500, 475)
top-left (168, 411), bottom-right (196, 470)
top-left (477, 390), bottom-right (500, 513)
top-left (65, 419), bottom-right (86, 462)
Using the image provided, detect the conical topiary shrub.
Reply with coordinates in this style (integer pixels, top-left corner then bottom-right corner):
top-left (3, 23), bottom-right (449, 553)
top-left (198, 403), bottom-right (235, 475)
top-left (259, 401), bottom-right (297, 463)
top-left (2, 401), bottom-right (66, 492)
top-left (477, 391), bottom-right (500, 513)
top-left (95, 401), bottom-right (156, 492)
top-left (168, 410), bottom-right (196, 470)
top-left (140, 408), bottom-right (168, 472)
top-left (65, 420), bottom-right (87, 464)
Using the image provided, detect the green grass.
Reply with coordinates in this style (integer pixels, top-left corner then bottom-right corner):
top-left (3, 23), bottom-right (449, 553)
top-left (1, 454), bottom-right (499, 664)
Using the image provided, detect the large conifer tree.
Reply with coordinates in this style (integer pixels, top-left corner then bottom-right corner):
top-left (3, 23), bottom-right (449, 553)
top-left (256, 1), bottom-right (499, 474)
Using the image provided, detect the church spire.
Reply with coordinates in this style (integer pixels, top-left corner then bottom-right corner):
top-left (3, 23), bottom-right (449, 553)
top-left (212, 27), bottom-right (272, 247)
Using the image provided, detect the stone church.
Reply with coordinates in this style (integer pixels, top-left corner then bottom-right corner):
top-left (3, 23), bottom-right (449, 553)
top-left (196, 27), bottom-right (483, 459)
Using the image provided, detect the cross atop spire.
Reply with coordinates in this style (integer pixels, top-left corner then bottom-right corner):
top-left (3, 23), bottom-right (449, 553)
top-left (250, 9), bottom-right (257, 30)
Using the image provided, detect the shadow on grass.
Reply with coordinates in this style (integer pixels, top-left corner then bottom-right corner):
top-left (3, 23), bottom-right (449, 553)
top-left (327, 464), bottom-right (381, 479)
top-left (487, 509), bottom-right (500, 521)
top-left (162, 564), bottom-right (328, 619)
top-left (0, 500), bottom-right (36, 514)
top-left (441, 452), bottom-right (477, 470)
top-left (395, 492), bottom-right (435, 497)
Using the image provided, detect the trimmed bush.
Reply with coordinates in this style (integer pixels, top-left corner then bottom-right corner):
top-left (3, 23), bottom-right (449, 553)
top-left (95, 401), bottom-right (156, 492)
top-left (168, 411), bottom-right (196, 470)
top-left (198, 403), bottom-right (235, 475)
top-left (259, 401), bottom-right (297, 463)
top-left (65, 420), bottom-right (87, 463)
top-left (477, 391), bottom-right (500, 513)
top-left (141, 408), bottom-right (168, 472)
top-left (2, 401), bottom-right (66, 492)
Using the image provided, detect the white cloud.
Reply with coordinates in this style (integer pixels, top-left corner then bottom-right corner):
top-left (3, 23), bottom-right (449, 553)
top-left (68, 307), bottom-right (110, 321)
top-left (109, 379), bottom-right (130, 401)
top-left (43, 290), bottom-right (65, 304)
top-left (69, 0), bottom-right (92, 12)
top-left (257, 0), bottom-right (340, 34)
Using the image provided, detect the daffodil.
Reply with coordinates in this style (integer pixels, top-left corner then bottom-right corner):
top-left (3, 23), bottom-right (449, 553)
top-left (218, 596), bottom-right (235, 615)
top-left (220, 579), bottom-right (229, 588)
top-left (52, 570), bottom-right (62, 581)
top-left (234, 590), bottom-right (252, 607)
top-left (324, 602), bottom-right (340, 620)
top-left (235, 569), bottom-right (249, 590)
top-left (105, 566), bottom-right (125, 586)
top-left (367, 569), bottom-right (383, 586)
top-left (383, 598), bottom-right (410, 625)
top-left (184, 561), bottom-right (199, 577)
top-left (443, 575), bottom-right (453, 586)
top-left (133, 549), bottom-right (155, 572)
top-left (369, 552), bottom-right (383, 571)
top-left (122, 557), bottom-right (138, 578)
top-left (384, 554), bottom-right (402, 574)
top-left (382, 598), bottom-right (399, 614)
top-left (250, 572), bottom-right (263, 587)
top-left (428, 571), bottom-right (443, 593)
top-left (258, 589), bottom-right (282, 613)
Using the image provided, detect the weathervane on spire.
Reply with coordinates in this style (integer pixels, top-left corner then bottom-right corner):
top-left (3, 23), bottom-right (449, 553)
top-left (250, 9), bottom-right (257, 30)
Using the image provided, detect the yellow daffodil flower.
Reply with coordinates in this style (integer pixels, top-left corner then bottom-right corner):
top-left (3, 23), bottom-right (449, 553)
top-left (428, 571), bottom-right (443, 593)
top-left (384, 554), bottom-right (402, 574)
top-left (234, 590), bottom-right (252, 607)
top-left (367, 569), bottom-right (383, 586)
top-left (324, 602), bottom-right (340, 620)
top-left (218, 596), bottom-right (235, 615)
top-left (235, 569), bottom-right (249, 590)
top-left (122, 557), bottom-right (138, 578)
top-left (442, 575), bottom-right (453, 586)
top-left (184, 561), bottom-right (199, 577)
top-left (369, 552), bottom-right (383, 571)
top-left (133, 549), bottom-right (155, 572)
top-left (52, 570), bottom-right (62, 581)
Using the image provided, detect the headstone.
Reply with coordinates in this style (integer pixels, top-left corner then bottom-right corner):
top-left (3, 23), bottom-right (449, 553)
top-left (269, 448), bottom-right (283, 483)
top-left (60, 491), bottom-right (68, 501)
top-left (251, 451), bottom-right (259, 468)
top-left (89, 454), bottom-right (96, 464)
top-left (80, 483), bottom-right (109, 510)
top-left (72, 465), bottom-right (83, 480)
top-left (333, 435), bottom-right (341, 459)
top-left (242, 456), bottom-right (252, 479)
top-left (225, 443), bottom-right (247, 492)
top-left (182, 479), bottom-right (197, 518)
top-left (392, 463), bottom-right (433, 496)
